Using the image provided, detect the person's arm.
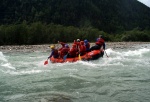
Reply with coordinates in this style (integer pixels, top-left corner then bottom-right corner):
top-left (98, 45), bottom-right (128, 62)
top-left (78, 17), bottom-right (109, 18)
top-left (48, 51), bottom-right (54, 58)
top-left (60, 42), bottom-right (65, 46)
top-left (103, 42), bottom-right (105, 50)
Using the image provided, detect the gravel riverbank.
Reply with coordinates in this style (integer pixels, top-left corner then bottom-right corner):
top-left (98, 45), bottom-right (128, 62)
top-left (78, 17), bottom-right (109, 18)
top-left (0, 42), bottom-right (150, 52)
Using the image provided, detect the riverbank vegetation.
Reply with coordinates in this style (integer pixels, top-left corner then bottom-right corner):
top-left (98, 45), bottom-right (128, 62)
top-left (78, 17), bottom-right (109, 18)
top-left (0, 22), bottom-right (150, 45)
top-left (0, 0), bottom-right (150, 45)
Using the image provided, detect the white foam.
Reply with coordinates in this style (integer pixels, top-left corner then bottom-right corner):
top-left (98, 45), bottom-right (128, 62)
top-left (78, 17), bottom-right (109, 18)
top-left (0, 52), bottom-right (16, 70)
top-left (6, 94), bottom-right (25, 100)
top-left (79, 61), bottom-right (98, 67)
top-left (123, 48), bottom-right (150, 57)
top-left (106, 48), bottom-right (150, 57)
top-left (0, 51), bottom-right (7, 62)
top-left (4, 69), bottom-right (49, 75)
top-left (1, 63), bottom-right (16, 70)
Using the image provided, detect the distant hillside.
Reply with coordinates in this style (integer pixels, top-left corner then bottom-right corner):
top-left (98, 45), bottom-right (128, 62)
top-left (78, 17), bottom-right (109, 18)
top-left (0, 0), bottom-right (150, 33)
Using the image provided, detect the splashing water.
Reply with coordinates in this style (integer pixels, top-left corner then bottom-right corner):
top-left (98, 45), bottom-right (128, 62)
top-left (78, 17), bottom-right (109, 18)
top-left (0, 44), bottom-right (150, 102)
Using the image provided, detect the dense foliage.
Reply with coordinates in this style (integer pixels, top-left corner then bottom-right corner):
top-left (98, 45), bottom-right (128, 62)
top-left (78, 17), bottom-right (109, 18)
top-left (0, 0), bottom-right (150, 45)
top-left (0, 22), bottom-right (107, 45)
top-left (0, 22), bottom-right (150, 45)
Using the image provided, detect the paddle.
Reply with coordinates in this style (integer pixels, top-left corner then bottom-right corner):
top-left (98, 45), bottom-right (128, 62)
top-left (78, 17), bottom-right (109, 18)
top-left (63, 53), bottom-right (68, 61)
top-left (104, 50), bottom-right (109, 58)
top-left (78, 53), bottom-right (81, 60)
top-left (44, 58), bottom-right (49, 65)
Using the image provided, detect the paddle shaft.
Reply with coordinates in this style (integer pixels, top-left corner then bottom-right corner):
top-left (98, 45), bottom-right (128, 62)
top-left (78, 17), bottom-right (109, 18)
top-left (104, 50), bottom-right (109, 58)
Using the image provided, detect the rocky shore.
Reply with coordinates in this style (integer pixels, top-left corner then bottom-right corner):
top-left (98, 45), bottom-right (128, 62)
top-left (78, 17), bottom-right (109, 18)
top-left (0, 42), bottom-right (150, 52)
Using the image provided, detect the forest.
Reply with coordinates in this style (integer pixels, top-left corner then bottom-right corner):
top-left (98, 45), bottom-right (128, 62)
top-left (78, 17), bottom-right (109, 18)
top-left (0, 0), bottom-right (150, 45)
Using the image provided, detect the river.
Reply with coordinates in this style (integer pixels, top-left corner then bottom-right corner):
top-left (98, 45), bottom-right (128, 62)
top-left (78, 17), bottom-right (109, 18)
top-left (0, 44), bottom-right (150, 102)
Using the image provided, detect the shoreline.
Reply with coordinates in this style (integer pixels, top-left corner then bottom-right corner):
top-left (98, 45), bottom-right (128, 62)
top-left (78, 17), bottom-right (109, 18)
top-left (0, 42), bottom-right (150, 52)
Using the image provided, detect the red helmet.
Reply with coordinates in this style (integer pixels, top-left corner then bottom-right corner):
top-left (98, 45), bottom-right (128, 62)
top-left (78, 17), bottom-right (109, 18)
top-left (60, 42), bottom-right (65, 46)
top-left (72, 44), bottom-right (76, 48)
top-left (80, 41), bottom-right (84, 45)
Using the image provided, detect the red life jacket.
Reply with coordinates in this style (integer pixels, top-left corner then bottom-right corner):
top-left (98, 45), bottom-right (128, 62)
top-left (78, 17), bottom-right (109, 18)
top-left (79, 45), bottom-right (86, 54)
top-left (69, 47), bottom-right (78, 57)
top-left (60, 47), bottom-right (70, 58)
top-left (96, 38), bottom-right (105, 46)
top-left (58, 42), bottom-right (65, 51)
top-left (79, 41), bottom-right (86, 54)
top-left (74, 40), bottom-right (80, 49)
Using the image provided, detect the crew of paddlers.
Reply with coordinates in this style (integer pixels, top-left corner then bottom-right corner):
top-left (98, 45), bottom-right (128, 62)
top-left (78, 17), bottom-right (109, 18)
top-left (48, 35), bottom-right (105, 59)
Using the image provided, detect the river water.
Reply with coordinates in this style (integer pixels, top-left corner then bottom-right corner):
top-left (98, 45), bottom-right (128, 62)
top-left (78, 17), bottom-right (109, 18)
top-left (0, 44), bottom-right (150, 102)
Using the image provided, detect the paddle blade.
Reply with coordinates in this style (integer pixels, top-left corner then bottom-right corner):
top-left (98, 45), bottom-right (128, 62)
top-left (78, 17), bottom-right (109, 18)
top-left (44, 60), bottom-right (48, 65)
top-left (63, 55), bottom-right (67, 61)
top-left (104, 50), bottom-right (109, 58)
top-left (106, 55), bottom-right (109, 58)
top-left (78, 54), bottom-right (81, 60)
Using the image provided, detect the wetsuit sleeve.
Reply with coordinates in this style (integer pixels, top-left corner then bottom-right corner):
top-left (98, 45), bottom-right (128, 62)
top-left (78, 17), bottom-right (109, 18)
top-left (48, 51), bottom-right (54, 58)
top-left (103, 43), bottom-right (105, 50)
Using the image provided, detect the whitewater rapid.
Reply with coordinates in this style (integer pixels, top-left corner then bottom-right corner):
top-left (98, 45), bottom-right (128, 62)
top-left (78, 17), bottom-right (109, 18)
top-left (0, 44), bottom-right (150, 102)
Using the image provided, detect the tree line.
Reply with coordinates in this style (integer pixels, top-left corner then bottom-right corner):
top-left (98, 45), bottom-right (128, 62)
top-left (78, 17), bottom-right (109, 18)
top-left (0, 0), bottom-right (150, 33)
top-left (0, 0), bottom-right (150, 45)
top-left (0, 22), bottom-right (150, 45)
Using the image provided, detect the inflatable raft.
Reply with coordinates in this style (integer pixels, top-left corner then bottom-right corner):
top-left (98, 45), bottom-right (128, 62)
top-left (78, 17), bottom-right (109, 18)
top-left (50, 49), bottom-right (104, 63)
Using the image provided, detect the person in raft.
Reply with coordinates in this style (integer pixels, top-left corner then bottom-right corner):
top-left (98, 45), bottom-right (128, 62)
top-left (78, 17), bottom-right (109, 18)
top-left (84, 39), bottom-right (90, 52)
top-left (68, 44), bottom-right (78, 58)
top-left (89, 35), bottom-right (105, 51)
top-left (78, 41), bottom-right (86, 56)
top-left (48, 45), bottom-right (59, 59)
top-left (74, 39), bottom-right (80, 50)
top-left (59, 44), bottom-right (70, 58)
top-left (58, 41), bottom-right (66, 51)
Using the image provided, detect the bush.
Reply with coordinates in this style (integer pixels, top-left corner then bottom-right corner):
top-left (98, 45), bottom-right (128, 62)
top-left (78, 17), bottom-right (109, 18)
top-left (121, 28), bottom-right (150, 41)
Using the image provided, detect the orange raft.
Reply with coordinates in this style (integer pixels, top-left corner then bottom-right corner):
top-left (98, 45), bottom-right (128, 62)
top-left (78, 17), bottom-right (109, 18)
top-left (50, 49), bottom-right (104, 63)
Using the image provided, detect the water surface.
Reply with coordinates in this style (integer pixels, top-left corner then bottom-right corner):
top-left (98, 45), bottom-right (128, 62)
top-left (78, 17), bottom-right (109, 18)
top-left (0, 44), bottom-right (150, 102)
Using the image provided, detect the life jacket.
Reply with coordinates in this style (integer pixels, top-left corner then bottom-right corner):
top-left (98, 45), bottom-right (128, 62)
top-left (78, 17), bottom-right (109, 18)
top-left (58, 42), bottom-right (65, 51)
top-left (80, 45), bottom-right (86, 52)
top-left (85, 42), bottom-right (90, 51)
top-left (60, 47), bottom-right (70, 58)
top-left (69, 46), bottom-right (78, 57)
top-left (74, 40), bottom-right (80, 49)
top-left (96, 38), bottom-right (105, 46)
top-left (53, 49), bottom-right (59, 58)
top-left (79, 41), bottom-right (86, 55)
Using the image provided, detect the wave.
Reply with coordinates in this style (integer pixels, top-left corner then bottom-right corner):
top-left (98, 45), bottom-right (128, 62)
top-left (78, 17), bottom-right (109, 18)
top-left (1, 63), bottom-right (16, 70)
top-left (102, 48), bottom-right (150, 67)
top-left (0, 51), bottom-right (16, 70)
top-left (43, 47), bottom-right (150, 69)
top-left (2, 69), bottom-right (50, 75)
top-left (1, 47), bottom-right (149, 74)
top-left (0, 51), bottom-right (7, 62)
top-left (105, 48), bottom-right (150, 57)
